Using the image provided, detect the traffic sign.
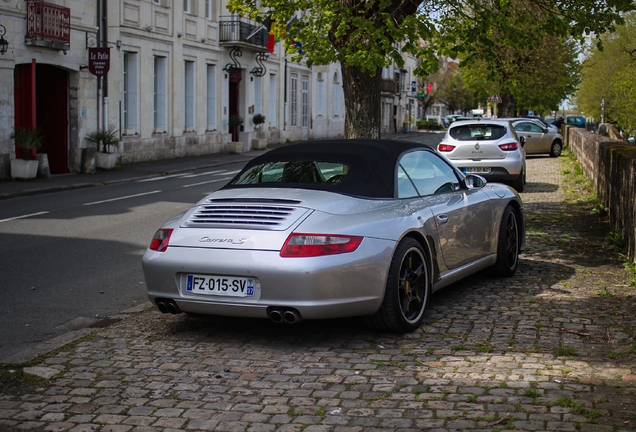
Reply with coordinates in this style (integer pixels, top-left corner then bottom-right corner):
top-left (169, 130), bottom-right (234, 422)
top-left (488, 94), bottom-right (502, 103)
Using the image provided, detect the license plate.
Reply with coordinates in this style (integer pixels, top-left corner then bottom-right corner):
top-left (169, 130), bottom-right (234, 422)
top-left (464, 167), bottom-right (492, 174)
top-left (186, 274), bottom-right (256, 297)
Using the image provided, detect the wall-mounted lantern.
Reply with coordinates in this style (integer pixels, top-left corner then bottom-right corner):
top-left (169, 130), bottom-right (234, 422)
top-left (0, 25), bottom-right (8, 55)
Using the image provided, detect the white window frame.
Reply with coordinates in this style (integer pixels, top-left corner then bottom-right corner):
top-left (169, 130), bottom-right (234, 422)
top-left (206, 64), bottom-right (217, 130)
top-left (153, 56), bottom-right (167, 132)
top-left (123, 52), bottom-right (138, 133)
top-left (268, 74), bottom-right (277, 126)
top-left (184, 60), bottom-right (195, 131)
top-left (205, 0), bottom-right (212, 19)
top-left (290, 76), bottom-right (298, 127)
top-left (333, 72), bottom-right (341, 117)
top-left (316, 74), bottom-right (324, 116)
top-left (302, 78), bottom-right (308, 128)
top-left (183, 0), bottom-right (191, 14)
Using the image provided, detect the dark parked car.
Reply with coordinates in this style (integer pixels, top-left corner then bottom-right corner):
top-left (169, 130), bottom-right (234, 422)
top-left (566, 115), bottom-right (586, 128)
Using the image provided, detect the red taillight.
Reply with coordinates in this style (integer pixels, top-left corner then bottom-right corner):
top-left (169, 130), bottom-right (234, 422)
top-left (280, 233), bottom-right (363, 257)
top-left (438, 144), bottom-right (456, 152)
top-left (149, 228), bottom-right (173, 252)
top-left (499, 142), bottom-right (519, 151)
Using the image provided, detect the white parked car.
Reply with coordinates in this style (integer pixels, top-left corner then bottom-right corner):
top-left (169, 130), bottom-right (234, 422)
top-left (437, 119), bottom-right (527, 192)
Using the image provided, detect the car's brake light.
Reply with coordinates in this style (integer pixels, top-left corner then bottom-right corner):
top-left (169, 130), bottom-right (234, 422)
top-left (149, 228), bottom-right (173, 252)
top-left (280, 233), bottom-right (363, 257)
top-left (438, 144), bottom-right (456, 152)
top-left (499, 142), bottom-right (519, 151)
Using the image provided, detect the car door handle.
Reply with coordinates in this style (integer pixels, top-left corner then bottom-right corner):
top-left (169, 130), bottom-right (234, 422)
top-left (436, 214), bottom-right (449, 224)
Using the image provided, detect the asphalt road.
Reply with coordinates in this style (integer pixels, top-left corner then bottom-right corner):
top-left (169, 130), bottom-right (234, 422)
top-left (0, 133), bottom-right (444, 362)
top-left (0, 163), bottom-right (247, 361)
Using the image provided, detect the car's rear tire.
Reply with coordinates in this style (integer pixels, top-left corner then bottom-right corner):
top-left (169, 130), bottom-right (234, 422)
top-left (364, 238), bottom-right (430, 333)
top-left (489, 205), bottom-right (520, 277)
top-left (550, 140), bottom-right (563, 157)
top-left (511, 170), bottom-right (524, 192)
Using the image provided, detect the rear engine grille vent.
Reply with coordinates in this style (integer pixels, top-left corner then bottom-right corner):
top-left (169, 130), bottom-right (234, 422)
top-left (206, 198), bottom-right (302, 204)
top-left (183, 204), bottom-right (302, 228)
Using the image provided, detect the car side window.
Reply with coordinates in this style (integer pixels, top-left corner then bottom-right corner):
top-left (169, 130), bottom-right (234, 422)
top-left (397, 165), bottom-right (419, 198)
top-left (398, 151), bottom-right (459, 196)
top-left (515, 122), bottom-right (542, 133)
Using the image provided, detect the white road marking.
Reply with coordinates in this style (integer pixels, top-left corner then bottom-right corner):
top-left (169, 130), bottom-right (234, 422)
top-left (83, 190), bottom-right (161, 206)
top-left (180, 170), bottom-right (226, 178)
top-left (0, 211), bottom-right (50, 223)
top-left (137, 173), bottom-right (193, 182)
top-left (182, 177), bottom-right (234, 188)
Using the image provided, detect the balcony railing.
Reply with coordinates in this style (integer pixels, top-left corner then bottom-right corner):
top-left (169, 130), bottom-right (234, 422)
top-left (219, 17), bottom-right (268, 52)
top-left (26, 0), bottom-right (70, 49)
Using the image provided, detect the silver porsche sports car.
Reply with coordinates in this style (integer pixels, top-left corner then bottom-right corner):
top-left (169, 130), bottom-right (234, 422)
top-left (142, 140), bottom-right (525, 333)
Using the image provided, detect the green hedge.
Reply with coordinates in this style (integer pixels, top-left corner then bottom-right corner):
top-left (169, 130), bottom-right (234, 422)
top-left (417, 120), bottom-right (443, 130)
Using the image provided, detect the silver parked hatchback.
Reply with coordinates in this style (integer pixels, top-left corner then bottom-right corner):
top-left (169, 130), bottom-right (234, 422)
top-left (510, 119), bottom-right (563, 157)
top-left (437, 119), bottom-right (526, 192)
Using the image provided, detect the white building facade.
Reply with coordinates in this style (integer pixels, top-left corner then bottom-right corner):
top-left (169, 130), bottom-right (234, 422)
top-left (0, 0), bottom-right (418, 177)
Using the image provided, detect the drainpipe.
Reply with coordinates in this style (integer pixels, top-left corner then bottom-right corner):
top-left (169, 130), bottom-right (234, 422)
top-left (96, 0), bottom-right (102, 131)
top-left (283, 58), bottom-right (287, 131)
top-left (102, 0), bottom-right (109, 131)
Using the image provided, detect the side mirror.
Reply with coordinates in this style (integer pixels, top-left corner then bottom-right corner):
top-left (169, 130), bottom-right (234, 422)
top-left (465, 174), bottom-right (487, 189)
top-left (519, 136), bottom-right (526, 146)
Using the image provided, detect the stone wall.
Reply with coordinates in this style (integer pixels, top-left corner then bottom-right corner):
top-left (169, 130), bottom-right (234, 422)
top-left (564, 125), bottom-right (636, 261)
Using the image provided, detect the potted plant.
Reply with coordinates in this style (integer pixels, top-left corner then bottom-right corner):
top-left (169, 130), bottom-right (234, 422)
top-left (10, 127), bottom-right (44, 179)
top-left (227, 115), bottom-right (244, 153)
top-left (251, 113), bottom-right (267, 150)
top-left (86, 125), bottom-right (120, 170)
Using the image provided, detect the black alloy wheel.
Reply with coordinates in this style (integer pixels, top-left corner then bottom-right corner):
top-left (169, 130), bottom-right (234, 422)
top-left (491, 205), bottom-right (519, 277)
top-left (365, 238), bottom-right (430, 333)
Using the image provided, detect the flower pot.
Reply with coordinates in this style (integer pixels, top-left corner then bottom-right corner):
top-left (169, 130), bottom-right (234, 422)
top-left (252, 139), bottom-right (268, 150)
top-left (95, 152), bottom-right (118, 170)
top-left (227, 141), bottom-right (244, 154)
top-left (11, 159), bottom-right (39, 180)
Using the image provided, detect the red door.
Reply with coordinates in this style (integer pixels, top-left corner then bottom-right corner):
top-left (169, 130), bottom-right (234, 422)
top-left (37, 64), bottom-right (68, 173)
top-left (14, 61), bottom-right (69, 173)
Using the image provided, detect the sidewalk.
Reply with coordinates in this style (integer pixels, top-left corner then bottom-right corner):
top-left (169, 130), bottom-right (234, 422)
top-left (0, 133), bottom-right (427, 200)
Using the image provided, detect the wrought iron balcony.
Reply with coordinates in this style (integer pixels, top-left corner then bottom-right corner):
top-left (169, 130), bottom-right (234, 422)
top-left (219, 16), bottom-right (269, 52)
top-left (25, 0), bottom-right (71, 50)
top-left (381, 78), bottom-right (398, 96)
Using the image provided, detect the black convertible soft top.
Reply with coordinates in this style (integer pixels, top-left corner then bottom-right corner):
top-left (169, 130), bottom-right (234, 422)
top-left (223, 139), bottom-right (435, 199)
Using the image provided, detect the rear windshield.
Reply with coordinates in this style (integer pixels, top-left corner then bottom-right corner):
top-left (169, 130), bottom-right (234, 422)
top-left (450, 124), bottom-right (507, 140)
top-left (230, 161), bottom-right (349, 185)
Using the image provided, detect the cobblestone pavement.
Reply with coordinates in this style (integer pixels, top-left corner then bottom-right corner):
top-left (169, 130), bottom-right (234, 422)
top-left (1, 154), bottom-right (635, 432)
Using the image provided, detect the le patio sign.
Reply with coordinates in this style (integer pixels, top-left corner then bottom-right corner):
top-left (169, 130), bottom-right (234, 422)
top-left (88, 48), bottom-right (110, 77)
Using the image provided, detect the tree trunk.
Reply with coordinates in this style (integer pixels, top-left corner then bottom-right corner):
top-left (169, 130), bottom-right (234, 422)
top-left (341, 64), bottom-right (382, 139)
top-left (500, 94), bottom-right (516, 117)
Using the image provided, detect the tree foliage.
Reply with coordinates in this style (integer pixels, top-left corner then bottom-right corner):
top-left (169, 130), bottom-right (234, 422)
top-left (459, 34), bottom-right (581, 116)
top-left (227, 0), bottom-right (635, 137)
top-left (577, 12), bottom-right (636, 134)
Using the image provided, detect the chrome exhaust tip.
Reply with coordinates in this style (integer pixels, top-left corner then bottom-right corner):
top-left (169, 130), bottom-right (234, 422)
top-left (283, 309), bottom-right (302, 324)
top-left (269, 309), bottom-right (284, 323)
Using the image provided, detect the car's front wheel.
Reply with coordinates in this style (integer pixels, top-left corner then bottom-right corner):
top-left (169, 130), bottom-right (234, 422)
top-left (365, 238), bottom-right (430, 333)
top-left (550, 140), bottom-right (563, 157)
